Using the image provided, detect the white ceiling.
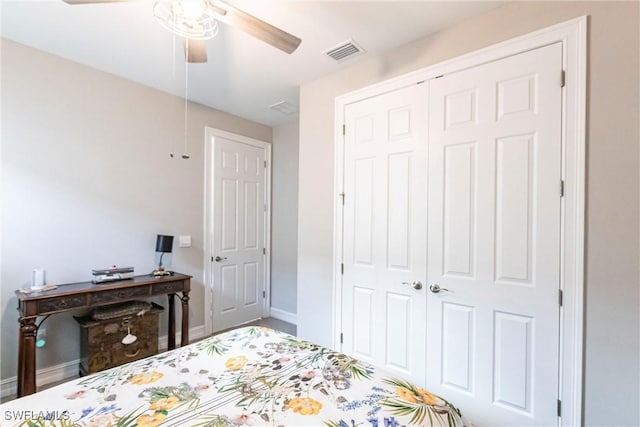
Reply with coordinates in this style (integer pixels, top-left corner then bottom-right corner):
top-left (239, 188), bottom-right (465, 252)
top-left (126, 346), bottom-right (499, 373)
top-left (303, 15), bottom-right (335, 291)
top-left (1, 0), bottom-right (504, 127)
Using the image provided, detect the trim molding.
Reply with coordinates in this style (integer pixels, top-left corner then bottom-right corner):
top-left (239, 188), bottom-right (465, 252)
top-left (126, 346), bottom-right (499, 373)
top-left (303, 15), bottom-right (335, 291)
top-left (158, 324), bottom-right (207, 351)
top-left (1, 325), bottom-right (207, 400)
top-left (1, 359), bottom-right (78, 399)
top-left (269, 307), bottom-right (297, 325)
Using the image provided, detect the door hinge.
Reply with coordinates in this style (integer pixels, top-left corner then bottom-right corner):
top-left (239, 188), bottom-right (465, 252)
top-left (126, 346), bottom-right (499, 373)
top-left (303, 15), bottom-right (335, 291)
top-left (560, 70), bottom-right (566, 88)
top-left (339, 193), bottom-right (345, 205)
top-left (560, 180), bottom-right (565, 197)
top-left (559, 289), bottom-right (563, 307)
top-left (340, 332), bottom-right (344, 344)
top-left (557, 399), bottom-right (562, 417)
top-left (342, 124), bottom-right (346, 136)
top-left (263, 248), bottom-right (266, 255)
top-left (211, 256), bottom-right (214, 262)
top-left (341, 263), bottom-right (344, 275)
top-left (263, 291), bottom-right (266, 298)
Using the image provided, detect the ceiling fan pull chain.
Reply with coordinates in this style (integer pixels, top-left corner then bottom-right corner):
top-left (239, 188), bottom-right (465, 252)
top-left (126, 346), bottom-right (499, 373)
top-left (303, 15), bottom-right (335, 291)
top-left (182, 40), bottom-right (190, 160)
top-left (169, 34), bottom-right (177, 158)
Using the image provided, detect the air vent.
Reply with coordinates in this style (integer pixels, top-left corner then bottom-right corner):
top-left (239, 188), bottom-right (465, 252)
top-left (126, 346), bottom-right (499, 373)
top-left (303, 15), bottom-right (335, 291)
top-left (324, 39), bottom-right (365, 62)
top-left (269, 101), bottom-right (298, 115)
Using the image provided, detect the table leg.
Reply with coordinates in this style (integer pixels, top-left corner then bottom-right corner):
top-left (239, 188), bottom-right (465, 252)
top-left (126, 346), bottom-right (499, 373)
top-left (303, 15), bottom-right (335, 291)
top-left (168, 293), bottom-right (176, 350)
top-left (181, 290), bottom-right (190, 346)
top-left (17, 317), bottom-right (37, 397)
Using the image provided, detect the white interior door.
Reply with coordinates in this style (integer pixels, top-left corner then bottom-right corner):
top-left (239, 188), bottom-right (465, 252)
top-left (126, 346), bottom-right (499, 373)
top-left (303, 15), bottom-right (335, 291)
top-left (426, 43), bottom-right (563, 426)
top-left (211, 135), bottom-right (267, 332)
top-left (341, 83), bottom-right (428, 383)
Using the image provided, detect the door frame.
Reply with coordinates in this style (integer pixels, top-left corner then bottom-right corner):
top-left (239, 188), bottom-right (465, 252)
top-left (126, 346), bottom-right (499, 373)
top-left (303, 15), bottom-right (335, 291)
top-left (333, 17), bottom-right (586, 427)
top-left (204, 127), bottom-right (272, 336)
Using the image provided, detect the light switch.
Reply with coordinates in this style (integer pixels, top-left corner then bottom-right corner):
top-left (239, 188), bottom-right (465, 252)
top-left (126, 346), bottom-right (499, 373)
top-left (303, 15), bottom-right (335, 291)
top-left (178, 235), bottom-right (191, 248)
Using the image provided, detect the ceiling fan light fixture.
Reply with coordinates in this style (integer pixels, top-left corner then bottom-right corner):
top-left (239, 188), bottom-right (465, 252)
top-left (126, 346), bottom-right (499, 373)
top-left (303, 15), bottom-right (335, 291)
top-left (153, 0), bottom-right (219, 40)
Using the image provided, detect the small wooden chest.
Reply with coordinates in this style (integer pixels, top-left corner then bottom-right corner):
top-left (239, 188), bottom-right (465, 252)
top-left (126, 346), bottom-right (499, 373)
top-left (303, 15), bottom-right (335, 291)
top-left (75, 302), bottom-right (163, 375)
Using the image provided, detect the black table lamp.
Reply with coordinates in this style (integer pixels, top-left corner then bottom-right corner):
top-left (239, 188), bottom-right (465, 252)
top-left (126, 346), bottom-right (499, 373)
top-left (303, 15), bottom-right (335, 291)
top-left (153, 234), bottom-right (174, 276)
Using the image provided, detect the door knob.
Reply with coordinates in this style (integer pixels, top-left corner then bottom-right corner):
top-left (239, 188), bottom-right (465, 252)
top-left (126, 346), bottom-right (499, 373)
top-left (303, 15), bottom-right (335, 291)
top-left (214, 256), bottom-right (227, 262)
top-left (401, 281), bottom-right (423, 290)
top-left (429, 284), bottom-right (449, 293)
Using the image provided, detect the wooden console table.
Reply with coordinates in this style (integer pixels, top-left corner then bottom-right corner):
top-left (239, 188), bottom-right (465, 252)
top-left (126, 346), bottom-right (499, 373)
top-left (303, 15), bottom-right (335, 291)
top-left (15, 273), bottom-right (191, 397)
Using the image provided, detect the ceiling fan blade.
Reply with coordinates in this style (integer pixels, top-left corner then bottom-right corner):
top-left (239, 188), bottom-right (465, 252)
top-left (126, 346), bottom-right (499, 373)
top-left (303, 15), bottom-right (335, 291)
top-left (62, 0), bottom-right (128, 4)
top-left (184, 39), bottom-right (208, 63)
top-left (209, 0), bottom-right (301, 54)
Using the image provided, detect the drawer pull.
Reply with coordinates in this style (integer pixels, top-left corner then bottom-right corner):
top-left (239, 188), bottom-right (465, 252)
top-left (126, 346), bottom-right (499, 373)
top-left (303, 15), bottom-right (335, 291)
top-left (57, 300), bottom-right (68, 308)
top-left (125, 349), bottom-right (140, 358)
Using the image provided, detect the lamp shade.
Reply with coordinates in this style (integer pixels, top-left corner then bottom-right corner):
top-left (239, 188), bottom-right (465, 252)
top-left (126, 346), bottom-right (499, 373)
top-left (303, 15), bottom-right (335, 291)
top-left (155, 235), bottom-right (174, 253)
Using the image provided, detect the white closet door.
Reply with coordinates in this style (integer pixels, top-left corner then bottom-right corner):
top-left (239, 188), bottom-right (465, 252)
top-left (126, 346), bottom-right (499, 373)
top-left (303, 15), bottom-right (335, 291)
top-left (426, 42), bottom-right (563, 426)
top-left (341, 83), bottom-right (428, 384)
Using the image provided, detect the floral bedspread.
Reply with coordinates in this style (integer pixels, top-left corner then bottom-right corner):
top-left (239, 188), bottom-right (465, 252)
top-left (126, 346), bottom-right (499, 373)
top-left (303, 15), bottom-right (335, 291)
top-left (1, 327), bottom-right (468, 427)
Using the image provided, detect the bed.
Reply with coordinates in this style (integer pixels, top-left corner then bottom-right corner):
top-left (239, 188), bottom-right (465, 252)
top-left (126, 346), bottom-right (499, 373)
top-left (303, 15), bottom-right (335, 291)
top-left (0, 327), bottom-right (468, 426)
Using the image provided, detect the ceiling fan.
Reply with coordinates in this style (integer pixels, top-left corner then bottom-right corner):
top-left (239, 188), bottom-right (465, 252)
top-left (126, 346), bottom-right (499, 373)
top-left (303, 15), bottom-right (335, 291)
top-left (62, 0), bottom-right (302, 63)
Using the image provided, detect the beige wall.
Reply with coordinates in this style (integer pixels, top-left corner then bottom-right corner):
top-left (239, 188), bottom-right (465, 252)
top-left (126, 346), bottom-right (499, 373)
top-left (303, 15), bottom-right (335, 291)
top-left (297, 2), bottom-right (639, 426)
top-left (0, 39), bottom-right (271, 387)
top-left (271, 121), bottom-right (299, 316)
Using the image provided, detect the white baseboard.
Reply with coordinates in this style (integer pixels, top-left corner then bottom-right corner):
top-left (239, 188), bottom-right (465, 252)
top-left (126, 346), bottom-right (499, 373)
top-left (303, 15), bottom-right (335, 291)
top-left (158, 324), bottom-right (207, 350)
top-left (0, 358), bottom-right (80, 399)
top-left (269, 307), bottom-right (297, 325)
top-left (1, 325), bottom-right (207, 400)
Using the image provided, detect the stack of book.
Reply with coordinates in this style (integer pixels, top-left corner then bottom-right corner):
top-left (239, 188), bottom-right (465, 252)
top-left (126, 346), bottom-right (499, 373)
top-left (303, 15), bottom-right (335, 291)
top-left (91, 266), bottom-right (134, 284)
